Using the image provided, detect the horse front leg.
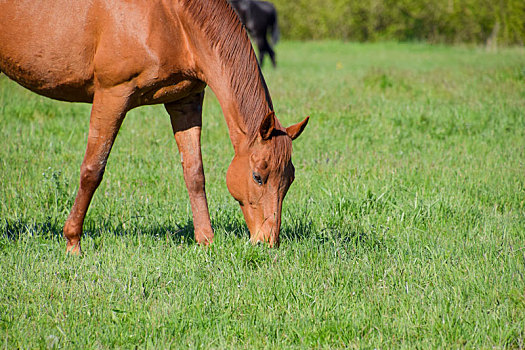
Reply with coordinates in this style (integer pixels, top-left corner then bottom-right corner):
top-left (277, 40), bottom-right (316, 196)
top-left (63, 87), bottom-right (129, 254)
top-left (165, 92), bottom-right (214, 245)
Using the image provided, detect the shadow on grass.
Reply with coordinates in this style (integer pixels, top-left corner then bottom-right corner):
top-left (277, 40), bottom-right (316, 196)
top-left (212, 219), bottom-right (249, 239)
top-left (1, 217), bottom-right (198, 244)
top-left (280, 210), bottom-right (386, 250)
top-left (2, 217), bottom-right (64, 241)
top-left (2, 212), bottom-right (385, 251)
top-left (1, 216), bottom-right (245, 246)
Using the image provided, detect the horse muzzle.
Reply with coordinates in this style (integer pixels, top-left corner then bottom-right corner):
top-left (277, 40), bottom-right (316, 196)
top-left (239, 202), bottom-right (281, 247)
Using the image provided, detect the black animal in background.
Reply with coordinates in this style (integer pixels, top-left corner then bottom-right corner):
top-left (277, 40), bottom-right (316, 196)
top-left (229, 0), bottom-right (280, 67)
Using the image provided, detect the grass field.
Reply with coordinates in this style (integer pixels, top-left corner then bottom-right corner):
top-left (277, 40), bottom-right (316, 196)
top-left (1, 41), bottom-right (524, 348)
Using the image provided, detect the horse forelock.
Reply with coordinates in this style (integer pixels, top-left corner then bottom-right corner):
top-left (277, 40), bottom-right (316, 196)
top-left (267, 130), bottom-right (292, 170)
top-left (180, 0), bottom-right (274, 146)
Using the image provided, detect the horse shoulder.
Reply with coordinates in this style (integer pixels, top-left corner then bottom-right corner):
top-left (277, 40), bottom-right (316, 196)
top-left (94, 1), bottom-right (204, 106)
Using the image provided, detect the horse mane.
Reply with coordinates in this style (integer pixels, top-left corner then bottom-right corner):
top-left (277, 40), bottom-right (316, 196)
top-left (180, 0), bottom-right (291, 168)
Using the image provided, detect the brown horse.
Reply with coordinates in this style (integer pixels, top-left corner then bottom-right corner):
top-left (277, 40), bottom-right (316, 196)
top-left (0, 0), bottom-right (308, 253)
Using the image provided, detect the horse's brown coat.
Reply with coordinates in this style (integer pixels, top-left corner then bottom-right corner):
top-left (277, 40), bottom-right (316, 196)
top-left (0, 0), bottom-right (308, 253)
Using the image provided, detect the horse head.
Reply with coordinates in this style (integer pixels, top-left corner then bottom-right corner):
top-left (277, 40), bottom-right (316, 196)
top-left (226, 112), bottom-right (309, 247)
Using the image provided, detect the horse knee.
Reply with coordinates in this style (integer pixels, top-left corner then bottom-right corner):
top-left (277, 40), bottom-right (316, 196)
top-left (80, 163), bottom-right (105, 189)
top-left (183, 164), bottom-right (205, 194)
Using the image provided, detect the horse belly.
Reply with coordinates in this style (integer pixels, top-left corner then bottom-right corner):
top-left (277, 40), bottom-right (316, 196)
top-left (0, 1), bottom-right (96, 102)
top-left (0, 60), bottom-right (95, 103)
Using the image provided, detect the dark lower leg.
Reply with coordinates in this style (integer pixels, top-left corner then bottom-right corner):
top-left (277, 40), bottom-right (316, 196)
top-left (256, 38), bottom-right (266, 67)
top-left (267, 45), bottom-right (276, 67)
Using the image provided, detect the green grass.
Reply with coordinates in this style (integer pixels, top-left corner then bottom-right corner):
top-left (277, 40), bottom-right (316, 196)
top-left (1, 41), bottom-right (524, 348)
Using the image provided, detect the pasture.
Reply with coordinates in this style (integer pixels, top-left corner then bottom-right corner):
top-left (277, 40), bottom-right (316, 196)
top-left (1, 41), bottom-right (524, 348)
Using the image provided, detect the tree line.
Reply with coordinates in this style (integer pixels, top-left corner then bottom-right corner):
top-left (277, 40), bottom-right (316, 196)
top-left (271, 0), bottom-right (524, 46)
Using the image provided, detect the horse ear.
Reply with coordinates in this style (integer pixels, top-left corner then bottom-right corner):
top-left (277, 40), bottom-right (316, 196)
top-left (259, 111), bottom-right (275, 140)
top-left (286, 116), bottom-right (309, 140)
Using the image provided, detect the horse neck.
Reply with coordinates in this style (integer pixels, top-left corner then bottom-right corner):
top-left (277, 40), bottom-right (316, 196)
top-left (178, 0), bottom-right (274, 152)
top-left (205, 60), bottom-right (274, 152)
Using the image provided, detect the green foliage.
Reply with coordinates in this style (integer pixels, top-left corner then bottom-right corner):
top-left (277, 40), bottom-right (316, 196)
top-left (1, 42), bottom-right (525, 347)
top-left (272, 0), bottom-right (525, 45)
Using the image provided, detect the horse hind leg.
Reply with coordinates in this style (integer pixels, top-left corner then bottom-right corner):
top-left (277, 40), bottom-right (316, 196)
top-left (255, 35), bottom-right (276, 68)
top-left (254, 36), bottom-right (267, 67)
top-left (263, 29), bottom-right (276, 67)
top-left (266, 41), bottom-right (276, 68)
top-left (165, 91), bottom-right (214, 245)
top-left (63, 87), bottom-right (129, 254)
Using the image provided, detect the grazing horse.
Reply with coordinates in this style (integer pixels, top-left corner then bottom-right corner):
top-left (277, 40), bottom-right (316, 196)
top-left (0, 0), bottom-right (308, 253)
top-left (229, 0), bottom-right (280, 67)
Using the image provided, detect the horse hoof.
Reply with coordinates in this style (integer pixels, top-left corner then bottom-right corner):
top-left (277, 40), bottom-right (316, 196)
top-left (250, 236), bottom-right (279, 248)
top-left (66, 242), bottom-right (82, 255)
top-left (195, 233), bottom-right (213, 246)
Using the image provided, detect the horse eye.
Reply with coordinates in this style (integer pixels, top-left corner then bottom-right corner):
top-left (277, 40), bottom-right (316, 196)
top-left (252, 172), bottom-right (263, 186)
